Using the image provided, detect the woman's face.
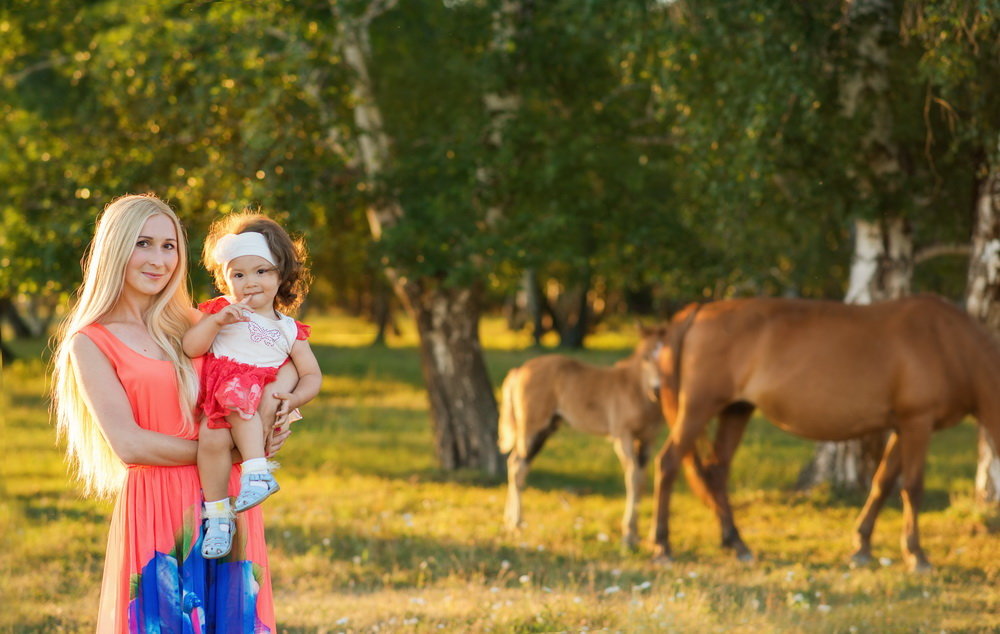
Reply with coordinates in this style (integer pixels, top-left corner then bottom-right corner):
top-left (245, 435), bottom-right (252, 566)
top-left (123, 214), bottom-right (179, 299)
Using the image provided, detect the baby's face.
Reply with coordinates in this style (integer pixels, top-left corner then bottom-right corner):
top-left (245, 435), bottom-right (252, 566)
top-left (226, 255), bottom-right (280, 315)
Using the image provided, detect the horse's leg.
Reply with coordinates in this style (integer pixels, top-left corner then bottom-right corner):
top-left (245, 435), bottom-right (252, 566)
top-left (896, 422), bottom-right (933, 572)
top-left (707, 404), bottom-right (753, 560)
top-left (504, 415), bottom-right (558, 530)
top-left (612, 433), bottom-right (641, 552)
top-left (851, 432), bottom-right (901, 566)
top-left (651, 400), bottom-right (717, 562)
top-left (504, 450), bottom-right (529, 530)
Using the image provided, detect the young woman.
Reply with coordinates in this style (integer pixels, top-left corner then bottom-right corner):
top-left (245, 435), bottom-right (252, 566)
top-left (51, 194), bottom-right (294, 632)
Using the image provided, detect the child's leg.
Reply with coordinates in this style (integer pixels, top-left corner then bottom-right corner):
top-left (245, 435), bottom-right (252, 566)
top-left (229, 410), bottom-right (266, 462)
top-left (198, 418), bottom-right (237, 559)
top-left (198, 418), bottom-right (235, 502)
top-left (232, 411), bottom-right (280, 512)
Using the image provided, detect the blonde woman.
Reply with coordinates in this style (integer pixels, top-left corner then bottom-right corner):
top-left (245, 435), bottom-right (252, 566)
top-left (52, 194), bottom-right (294, 632)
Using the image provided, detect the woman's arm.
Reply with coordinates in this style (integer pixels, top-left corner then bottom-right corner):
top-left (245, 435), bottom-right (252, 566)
top-left (70, 333), bottom-right (199, 466)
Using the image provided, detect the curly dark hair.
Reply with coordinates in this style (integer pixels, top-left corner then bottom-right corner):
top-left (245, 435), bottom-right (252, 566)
top-left (202, 211), bottom-right (311, 313)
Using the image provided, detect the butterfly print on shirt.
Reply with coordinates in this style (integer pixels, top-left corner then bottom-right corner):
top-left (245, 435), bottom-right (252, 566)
top-left (246, 320), bottom-right (282, 347)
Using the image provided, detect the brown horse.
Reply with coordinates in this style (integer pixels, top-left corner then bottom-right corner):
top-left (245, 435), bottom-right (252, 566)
top-left (650, 295), bottom-right (1000, 571)
top-left (498, 331), bottom-right (665, 549)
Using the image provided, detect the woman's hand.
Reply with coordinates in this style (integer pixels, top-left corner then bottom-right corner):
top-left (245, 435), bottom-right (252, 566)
top-left (259, 361), bottom-right (300, 458)
top-left (266, 420), bottom-right (293, 457)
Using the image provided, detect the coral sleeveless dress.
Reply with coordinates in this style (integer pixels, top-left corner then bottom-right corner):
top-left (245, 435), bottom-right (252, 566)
top-left (82, 324), bottom-right (276, 633)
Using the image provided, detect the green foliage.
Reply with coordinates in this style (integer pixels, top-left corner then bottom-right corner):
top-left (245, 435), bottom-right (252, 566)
top-left (2, 0), bottom-right (999, 312)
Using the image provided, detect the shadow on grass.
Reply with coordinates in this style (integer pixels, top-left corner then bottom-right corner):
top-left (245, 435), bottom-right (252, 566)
top-left (269, 523), bottom-right (641, 594)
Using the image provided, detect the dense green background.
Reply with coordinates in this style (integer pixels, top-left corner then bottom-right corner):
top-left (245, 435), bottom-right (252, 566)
top-left (3, 0), bottom-right (997, 323)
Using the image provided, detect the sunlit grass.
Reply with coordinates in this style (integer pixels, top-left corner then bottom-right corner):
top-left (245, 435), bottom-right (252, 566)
top-left (2, 313), bottom-right (999, 632)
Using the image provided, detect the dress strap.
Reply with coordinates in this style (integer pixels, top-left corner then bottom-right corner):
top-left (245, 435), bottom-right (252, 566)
top-left (77, 323), bottom-right (127, 370)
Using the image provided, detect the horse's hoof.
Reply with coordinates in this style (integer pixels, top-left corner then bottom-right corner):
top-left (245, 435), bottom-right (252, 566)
top-left (735, 550), bottom-right (754, 563)
top-left (908, 559), bottom-right (933, 574)
top-left (849, 551), bottom-right (872, 568)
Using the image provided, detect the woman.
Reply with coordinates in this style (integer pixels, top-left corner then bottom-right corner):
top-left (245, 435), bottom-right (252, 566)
top-left (51, 194), bottom-right (294, 632)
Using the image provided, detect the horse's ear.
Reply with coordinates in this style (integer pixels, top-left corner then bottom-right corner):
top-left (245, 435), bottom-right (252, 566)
top-left (635, 319), bottom-right (650, 337)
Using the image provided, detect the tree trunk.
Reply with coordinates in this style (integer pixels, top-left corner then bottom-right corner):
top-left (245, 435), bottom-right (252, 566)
top-left (798, 218), bottom-right (912, 491)
top-left (370, 274), bottom-right (395, 347)
top-left (336, 2), bottom-right (502, 474)
top-left (799, 0), bottom-right (908, 493)
top-left (965, 153), bottom-right (1000, 503)
top-left (411, 285), bottom-right (501, 474)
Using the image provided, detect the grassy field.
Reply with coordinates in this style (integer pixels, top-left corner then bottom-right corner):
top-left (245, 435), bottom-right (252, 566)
top-left (3, 313), bottom-right (1000, 633)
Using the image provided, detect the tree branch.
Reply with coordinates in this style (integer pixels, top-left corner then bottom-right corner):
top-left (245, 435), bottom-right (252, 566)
top-left (914, 243), bottom-right (971, 265)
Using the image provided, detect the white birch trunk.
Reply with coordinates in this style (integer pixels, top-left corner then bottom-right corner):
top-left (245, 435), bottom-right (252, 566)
top-left (799, 218), bottom-right (912, 491)
top-left (965, 152), bottom-right (1000, 504)
top-left (798, 0), bottom-right (909, 492)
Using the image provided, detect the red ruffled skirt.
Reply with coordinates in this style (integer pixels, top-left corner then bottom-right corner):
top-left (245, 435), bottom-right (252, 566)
top-left (199, 354), bottom-right (280, 429)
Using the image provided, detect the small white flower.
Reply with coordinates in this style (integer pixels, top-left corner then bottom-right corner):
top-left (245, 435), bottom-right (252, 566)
top-left (335, 617), bottom-right (349, 625)
top-left (404, 618), bottom-right (418, 625)
top-left (878, 557), bottom-right (893, 567)
top-left (818, 604), bottom-right (832, 613)
top-left (542, 586), bottom-right (553, 593)
top-left (519, 574), bottom-right (531, 584)
top-left (675, 591), bottom-right (686, 599)
top-left (634, 581), bottom-right (652, 591)
top-left (687, 571), bottom-right (698, 579)
top-left (536, 544), bottom-right (545, 551)
top-left (410, 597), bottom-right (426, 605)
top-left (573, 596), bottom-right (583, 604)
top-left (490, 587), bottom-right (500, 593)
top-left (604, 585), bottom-right (620, 594)
top-left (597, 533), bottom-right (610, 542)
top-left (611, 568), bottom-right (622, 577)
top-left (500, 560), bottom-right (511, 569)
top-left (322, 537), bottom-right (331, 546)
top-left (352, 556), bottom-right (362, 565)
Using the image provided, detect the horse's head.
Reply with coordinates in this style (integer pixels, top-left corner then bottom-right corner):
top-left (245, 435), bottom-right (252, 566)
top-left (635, 322), bottom-right (670, 402)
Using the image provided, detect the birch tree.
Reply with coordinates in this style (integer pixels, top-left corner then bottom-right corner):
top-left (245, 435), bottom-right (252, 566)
top-left (965, 153), bottom-right (1000, 503)
top-left (332, 0), bottom-right (502, 474)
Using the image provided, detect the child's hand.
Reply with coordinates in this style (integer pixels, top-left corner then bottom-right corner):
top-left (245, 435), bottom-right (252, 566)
top-left (272, 391), bottom-right (299, 421)
top-left (213, 298), bottom-right (252, 326)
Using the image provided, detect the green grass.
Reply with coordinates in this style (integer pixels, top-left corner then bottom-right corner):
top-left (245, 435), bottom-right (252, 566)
top-left (2, 312), bottom-right (999, 632)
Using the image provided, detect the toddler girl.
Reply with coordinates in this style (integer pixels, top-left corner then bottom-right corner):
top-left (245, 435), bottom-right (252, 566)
top-left (183, 212), bottom-right (321, 559)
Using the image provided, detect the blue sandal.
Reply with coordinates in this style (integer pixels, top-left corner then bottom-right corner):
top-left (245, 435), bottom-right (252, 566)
top-left (201, 514), bottom-right (235, 559)
top-left (234, 471), bottom-right (280, 513)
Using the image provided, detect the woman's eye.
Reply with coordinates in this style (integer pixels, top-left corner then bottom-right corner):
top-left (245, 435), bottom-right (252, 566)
top-left (257, 269), bottom-right (267, 275)
top-left (163, 243), bottom-right (175, 250)
top-left (136, 240), bottom-right (149, 247)
top-left (234, 273), bottom-right (243, 279)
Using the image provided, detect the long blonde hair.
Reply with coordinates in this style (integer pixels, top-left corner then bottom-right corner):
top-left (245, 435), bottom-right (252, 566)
top-left (51, 194), bottom-right (200, 498)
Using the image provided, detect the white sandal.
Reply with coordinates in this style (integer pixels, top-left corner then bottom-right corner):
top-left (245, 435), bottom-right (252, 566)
top-left (201, 514), bottom-right (235, 559)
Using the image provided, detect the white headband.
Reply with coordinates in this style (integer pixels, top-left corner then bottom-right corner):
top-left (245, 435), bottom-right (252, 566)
top-left (213, 232), bottom-right (276, 268)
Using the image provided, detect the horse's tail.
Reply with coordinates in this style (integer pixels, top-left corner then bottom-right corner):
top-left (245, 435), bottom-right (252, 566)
top-left (663, 302), bottom-right (701, 399)
top-left (497, 367), bottom-right (520, 455)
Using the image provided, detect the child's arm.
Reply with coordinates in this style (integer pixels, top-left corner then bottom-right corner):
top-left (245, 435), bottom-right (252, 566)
top-left (182, 299), bottom-right (250, 358)
top-left (272, 340), bottom-right (321, 420)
